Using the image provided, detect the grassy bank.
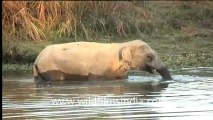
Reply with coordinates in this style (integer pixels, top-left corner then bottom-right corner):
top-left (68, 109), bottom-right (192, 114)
top-left (2, 1), bottom-right (213, 73)
top-left (2, 36), bottom-right (213, 73)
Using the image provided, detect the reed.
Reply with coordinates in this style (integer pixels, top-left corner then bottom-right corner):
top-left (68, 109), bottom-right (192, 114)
top-left (2, 1), bottom-right (153, 41)
top-left (2, 1), bottom-right (213, 42)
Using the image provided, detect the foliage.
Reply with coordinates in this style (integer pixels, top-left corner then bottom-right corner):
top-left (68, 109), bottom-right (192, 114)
top-left (3, 1), bottom-right (153, 41)
top-left (2, 1), bottom-right (213, 72)
top-left (3, 1), bottom-right (212, 42)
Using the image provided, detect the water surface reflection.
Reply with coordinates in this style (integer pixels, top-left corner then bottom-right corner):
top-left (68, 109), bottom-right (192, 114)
top-left (3, 67), bottom-right (213, 119)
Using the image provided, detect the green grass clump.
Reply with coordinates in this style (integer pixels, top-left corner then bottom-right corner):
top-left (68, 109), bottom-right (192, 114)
top-left (3, 40), bottom-right (51, 63)
top-left (2, 63), bottom-right (33, 73)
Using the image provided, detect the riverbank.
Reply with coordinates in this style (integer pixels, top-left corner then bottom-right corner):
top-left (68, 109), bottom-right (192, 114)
top-left (2, 1), bottom-right (213, 73)
top-left (2, 35), bottom-right (213, 73)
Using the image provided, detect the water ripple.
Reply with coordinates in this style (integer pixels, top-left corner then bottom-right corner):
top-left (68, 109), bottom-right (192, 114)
top-left (3, 68), bottom-right (213, 119)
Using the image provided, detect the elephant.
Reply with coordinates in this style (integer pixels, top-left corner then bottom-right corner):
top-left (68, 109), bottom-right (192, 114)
top-left (33, 40), bottom-right (172, 85)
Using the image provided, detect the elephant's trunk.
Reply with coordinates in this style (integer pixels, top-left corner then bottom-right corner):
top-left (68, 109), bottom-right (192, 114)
top-left (156, 66), bottom-right (172, 80)
top-left (152, 57), bottom-right (172, 80)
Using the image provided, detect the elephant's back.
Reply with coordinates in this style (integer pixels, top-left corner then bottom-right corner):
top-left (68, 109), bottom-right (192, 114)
top-left (47, 42), bottom-right (103, 75)
top-left (53, 41), bottom-right (103, 49)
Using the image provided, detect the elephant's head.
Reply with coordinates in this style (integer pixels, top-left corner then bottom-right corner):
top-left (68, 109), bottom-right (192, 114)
top-left (119, 40), bottom-right (172, 80)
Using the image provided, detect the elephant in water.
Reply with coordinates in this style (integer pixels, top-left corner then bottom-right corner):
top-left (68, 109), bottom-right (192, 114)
top-left (34, 40), bottom-right (172, 84)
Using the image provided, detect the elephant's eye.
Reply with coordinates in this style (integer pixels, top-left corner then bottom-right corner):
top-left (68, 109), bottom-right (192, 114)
top-left (146, 55), bottom-right (153, 62)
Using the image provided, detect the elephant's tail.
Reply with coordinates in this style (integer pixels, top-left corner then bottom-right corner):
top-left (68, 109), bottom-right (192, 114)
top-left (33, 64), bottom-right (39, 77)
top-left (33, 64), bottom-right (47, 81)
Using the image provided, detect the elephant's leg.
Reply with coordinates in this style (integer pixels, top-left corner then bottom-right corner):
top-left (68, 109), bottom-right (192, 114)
top-left (35, 70), bottom-right (65, 87)
top-left (115, 74), bottom-right (128, 80)
top-left (88, 73), bottom-right (100, 80)
top-left (44, 70), bottom-right (65, 81)
top-left (34, 75), bottom-right (49, 88)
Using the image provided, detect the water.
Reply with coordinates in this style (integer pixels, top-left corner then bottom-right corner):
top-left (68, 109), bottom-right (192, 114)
top-left (2, 67), bottom-right (213, 119)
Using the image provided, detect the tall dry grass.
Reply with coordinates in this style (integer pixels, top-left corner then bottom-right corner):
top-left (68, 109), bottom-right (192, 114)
top-left (3, 1), bottom-right (45, 42)
top-left (2, 1), bottom-right (152, 42)
top-left (3, 1), bottom-right (212, 42)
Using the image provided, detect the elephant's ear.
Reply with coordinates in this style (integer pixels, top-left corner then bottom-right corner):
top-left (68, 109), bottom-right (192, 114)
top-left (145, 52), bottom-right (155, 63)
top-left (121, 46), bottom-right (133, 63)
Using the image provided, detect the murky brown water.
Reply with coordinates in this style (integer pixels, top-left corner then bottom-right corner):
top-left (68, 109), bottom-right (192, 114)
top-left (3, 67), bottom-right (213, 119)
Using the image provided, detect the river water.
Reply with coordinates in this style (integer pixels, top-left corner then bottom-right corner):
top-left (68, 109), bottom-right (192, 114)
top-left (2, 67), bottom-right (213, 119)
